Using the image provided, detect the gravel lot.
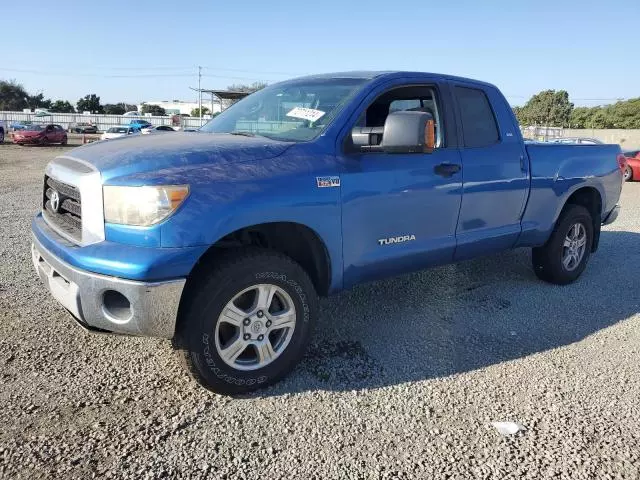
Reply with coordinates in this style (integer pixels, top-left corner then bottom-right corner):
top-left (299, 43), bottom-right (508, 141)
top-left (1, 143), bottom-right (639, 479)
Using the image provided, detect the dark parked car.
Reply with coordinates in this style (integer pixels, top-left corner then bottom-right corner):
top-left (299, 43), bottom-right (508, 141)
top-left (141, 125), bottom-right (175, 134)
top-left (70, 122), bottom-right (98, 134)
top-left (12, 124), bottom-right (67, 145)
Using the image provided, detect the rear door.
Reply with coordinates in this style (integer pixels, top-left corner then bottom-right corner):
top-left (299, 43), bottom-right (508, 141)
top-left (452, 83), bottom-right (529, 260)
top-left (53, 125), bottom-right (64, 142)
top-left (44, 125), bottom-right (55, 142)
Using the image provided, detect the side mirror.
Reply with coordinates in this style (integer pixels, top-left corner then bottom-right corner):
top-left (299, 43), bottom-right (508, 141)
top-left (350, 126), bottom-right (384, 152)
top-left (381, 111), bottom-right (435, 154)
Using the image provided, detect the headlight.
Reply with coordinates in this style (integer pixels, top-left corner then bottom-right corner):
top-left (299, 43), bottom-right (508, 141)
top-left (103, 185), bottom-right (189, 226)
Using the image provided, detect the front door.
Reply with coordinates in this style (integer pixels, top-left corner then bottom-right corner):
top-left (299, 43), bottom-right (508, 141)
top-left (340, 84), bottom-right (463, 287)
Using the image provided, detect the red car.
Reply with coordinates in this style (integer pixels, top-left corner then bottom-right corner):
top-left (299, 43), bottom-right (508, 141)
top-left (623, 150), bottom-right (640, 182)
top-left (12, 124), bottom-right (67, 146)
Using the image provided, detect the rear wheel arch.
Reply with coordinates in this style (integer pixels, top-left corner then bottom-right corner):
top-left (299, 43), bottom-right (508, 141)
top-left (558, 186), bottom-right (602, 252)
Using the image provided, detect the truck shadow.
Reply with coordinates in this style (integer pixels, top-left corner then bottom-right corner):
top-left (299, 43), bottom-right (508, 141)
top-left (264, 230), bottom-right (640, 396)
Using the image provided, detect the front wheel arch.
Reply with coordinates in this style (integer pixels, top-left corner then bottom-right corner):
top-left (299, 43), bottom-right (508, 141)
top-left (174, 247), bottom-right (319, 394)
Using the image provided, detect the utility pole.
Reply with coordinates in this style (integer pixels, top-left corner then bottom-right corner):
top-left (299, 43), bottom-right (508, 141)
top-left (198, 66), bottom-right (202, 125)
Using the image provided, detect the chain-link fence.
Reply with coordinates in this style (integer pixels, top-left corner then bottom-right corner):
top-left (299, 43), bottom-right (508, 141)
top-left (0, 111), bottom-right (207, 132)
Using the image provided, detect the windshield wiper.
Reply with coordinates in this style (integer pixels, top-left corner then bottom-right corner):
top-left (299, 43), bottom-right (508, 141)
top-left (229, 131), bottom-right (256, 137)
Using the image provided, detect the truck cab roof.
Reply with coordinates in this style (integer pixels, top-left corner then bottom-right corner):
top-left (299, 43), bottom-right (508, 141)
top-left (291, 71), bottom-right (498, 89)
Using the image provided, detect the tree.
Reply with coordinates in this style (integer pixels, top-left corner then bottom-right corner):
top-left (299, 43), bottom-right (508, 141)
top-left (607, 98), bottom-right (640, 129)
top-left (512, 106), bottom-right (524, 125)
top-left (140, 104), bottom-right (166, 116)
top-left (104, 103), bottom-right (126, 115)
top-left (227, 82), bottom-right (267, 93)
top-left (50, 100), bottom-right (75, 113)
top-left (515, 90), bottom-right (573, 127)
top-left (27, 92), bottom-right (52, 110)
top-left (191, 107), bottom-right (210, 117)
top-left (565, 98), bottom-right (640, 129)
top-left (0, 80), bottom-right (29, 111)
top-left (77, 94), bottom-right (104, 114)
top-left (568, 107), bottom-right (592, 128)
top-left (104, 103), bottom-right (137, 114)
top-left (589, 107), bottom-right (614, 129)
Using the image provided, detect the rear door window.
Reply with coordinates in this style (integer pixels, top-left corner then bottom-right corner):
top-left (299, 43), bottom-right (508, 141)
top-left (455, 86), bottom-right (499, 148)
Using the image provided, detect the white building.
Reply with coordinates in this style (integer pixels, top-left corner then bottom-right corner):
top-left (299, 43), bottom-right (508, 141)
top-left (137, 100), bottom-right (222, 116)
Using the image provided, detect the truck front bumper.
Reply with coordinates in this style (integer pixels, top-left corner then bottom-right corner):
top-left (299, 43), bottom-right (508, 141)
top-left (31, 234), bottom-right (185, 338)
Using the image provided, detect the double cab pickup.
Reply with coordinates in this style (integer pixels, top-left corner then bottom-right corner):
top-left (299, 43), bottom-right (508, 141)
top-left (32, 71), bottom-right (625, 394)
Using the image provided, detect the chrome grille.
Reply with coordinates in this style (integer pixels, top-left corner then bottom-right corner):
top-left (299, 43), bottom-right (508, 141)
top-left (43, 175), bottom-right (82, 242)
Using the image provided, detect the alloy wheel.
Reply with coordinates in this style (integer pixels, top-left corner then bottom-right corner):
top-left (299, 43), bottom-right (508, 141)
top-left (214, 284), bottom-right (297, 371)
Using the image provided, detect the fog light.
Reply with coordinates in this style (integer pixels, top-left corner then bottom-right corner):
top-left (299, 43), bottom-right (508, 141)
top-left (102, 290), bottom-right (132, 322)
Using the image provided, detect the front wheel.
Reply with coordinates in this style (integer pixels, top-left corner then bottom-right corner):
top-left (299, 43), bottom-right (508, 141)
top-left (532, 204), bottom-right (593, 285)
top-left (624, 165), bottom-right (633, 182)
top-left (61, 135), bottom-right (67, 145)
top-left (175, 249), bottom-right (318, 395)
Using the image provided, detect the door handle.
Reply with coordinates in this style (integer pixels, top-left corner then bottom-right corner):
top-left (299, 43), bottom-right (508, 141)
top-left (520, 155), bottom-right (526, 172)
top-left (434, 163), bottom-right (461, 177)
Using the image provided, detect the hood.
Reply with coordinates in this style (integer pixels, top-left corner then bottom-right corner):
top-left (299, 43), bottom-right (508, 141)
top-left (66, 132), bottom-right (293, 182)
top-left (16, 130), bottom-right (43, 137)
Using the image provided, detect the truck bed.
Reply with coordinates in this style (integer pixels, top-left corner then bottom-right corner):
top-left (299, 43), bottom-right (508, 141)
top-left (519, 142), bottom-right (623, 246)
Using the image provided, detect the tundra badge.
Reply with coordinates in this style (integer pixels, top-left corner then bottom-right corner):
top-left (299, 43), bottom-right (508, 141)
top-left (378, 234), bottom-right (416, 246)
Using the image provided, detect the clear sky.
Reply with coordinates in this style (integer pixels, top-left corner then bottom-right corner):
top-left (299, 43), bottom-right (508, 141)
top-left (1, 0), bottom-right (636, 106)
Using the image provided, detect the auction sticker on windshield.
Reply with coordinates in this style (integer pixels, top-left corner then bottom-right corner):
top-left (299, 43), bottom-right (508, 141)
top-left (286, 107), bottom-right (326, 122)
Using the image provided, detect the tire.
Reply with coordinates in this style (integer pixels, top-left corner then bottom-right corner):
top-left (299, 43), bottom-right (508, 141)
top-left (624, 165), bottom-right (633, 182)
top-left (61, 135), bottom-right (68, 145)
top-left (532, 204), bottom-right (593, 285)
top-left (0, 128), bottom-right (4, 144)
top-left (175, 248), bottom-right (318, 395)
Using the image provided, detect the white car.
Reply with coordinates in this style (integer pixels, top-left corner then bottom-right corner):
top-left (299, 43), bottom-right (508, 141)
top-left (101, 126), bottom-right (140, 140)
top-left (141, 125), bottom-right (176, 135)
top-left (122, 111), bottom-right (140, 117)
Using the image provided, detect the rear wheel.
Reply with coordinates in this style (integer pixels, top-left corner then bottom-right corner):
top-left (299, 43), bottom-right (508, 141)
top-left (61, 135), bottom-right (68, 145)
top-left (532, 204), bottom-right (593, 285)
top-left (0, 128), bottom-right (4, 144)
top-left (175, 249), bottom-right (318, 395)
top-left (624, 165), bottom-right (633, 182)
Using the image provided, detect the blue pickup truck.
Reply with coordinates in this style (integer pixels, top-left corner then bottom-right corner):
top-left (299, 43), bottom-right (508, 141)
top-left (31, 71), bottom-right (625, 394)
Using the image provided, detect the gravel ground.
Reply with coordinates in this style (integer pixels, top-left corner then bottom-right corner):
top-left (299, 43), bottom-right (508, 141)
top-left (1, 143), bottom-right (639, 479)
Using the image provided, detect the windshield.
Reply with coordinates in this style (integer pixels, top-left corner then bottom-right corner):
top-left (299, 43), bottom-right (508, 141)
top-left (108, 127), bottom-right (128, 133)
top-left (25, 125), bottom-right (44, 131)
top-left (200, 78), bottom-right (368, 142)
